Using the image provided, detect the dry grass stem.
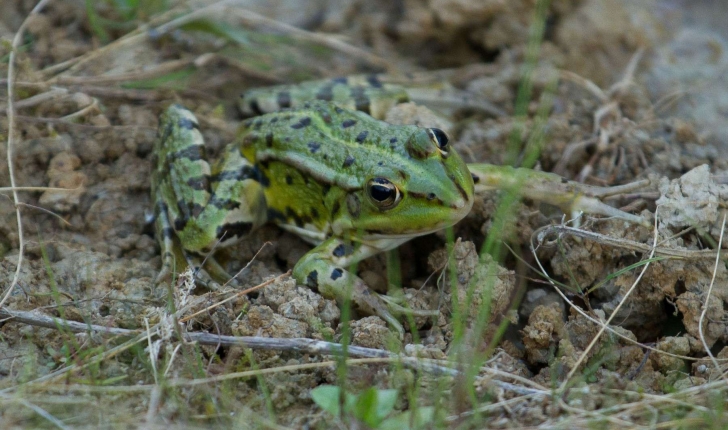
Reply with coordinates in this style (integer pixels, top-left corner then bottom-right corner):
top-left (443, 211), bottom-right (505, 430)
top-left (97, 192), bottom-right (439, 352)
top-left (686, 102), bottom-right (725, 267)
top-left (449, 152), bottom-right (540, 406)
top-left (1, 0), bottom-right (53, 312)
top-left (698, 213), bottom-right (727, 382)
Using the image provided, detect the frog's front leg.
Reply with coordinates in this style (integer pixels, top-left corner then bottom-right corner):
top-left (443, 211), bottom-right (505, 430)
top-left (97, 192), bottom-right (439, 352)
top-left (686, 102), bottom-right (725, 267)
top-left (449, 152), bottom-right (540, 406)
top-left (293, 238), bottom-right (432, 337)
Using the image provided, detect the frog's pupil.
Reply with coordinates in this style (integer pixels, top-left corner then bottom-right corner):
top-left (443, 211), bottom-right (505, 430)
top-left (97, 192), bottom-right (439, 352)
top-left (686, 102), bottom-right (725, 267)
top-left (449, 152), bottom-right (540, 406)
top-left (370, 184), bottom-right (394, 202)
top-left (429, 128), bottom-right (449, 149)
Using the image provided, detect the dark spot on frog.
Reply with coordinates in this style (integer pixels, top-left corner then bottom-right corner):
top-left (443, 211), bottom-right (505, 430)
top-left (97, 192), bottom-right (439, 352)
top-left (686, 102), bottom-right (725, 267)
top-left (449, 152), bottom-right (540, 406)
top-left (186, 175), bottom-right (211, 191)
top-left (367, 74), bottom-right (383, 88)
top-left (334, 106), bottom-right (343, 114)
top-left (561, 177), bottom-right (568, 183)
top-left (265, 133), bottom-right (274, 148)
top-left (307, 141), bottom-right (321, 153)
top-left (210, 196), bottom-right (241, 210)
top-left (254, 164), bottom-right (271, 187)
top-left (377, 161), bottom-right (383, 166)
top-left (316, 85), bottom-right (334, 102)
top-left (243, 134), bottom-right (258, 145)
top-left (471, 173), bottom-right (480, 184)
top-left (330, 268), bottom-right (343, 281)
top-left (161, 227), bottom-right (175, 239)
top-left (352, 86), bottom-right (370, 115)
top-left (332, 201), bottom-right (341, 215)
top-left (252, 119), bottom-right (263, 130)
top-left (389, 137), bottom-right (398, 143)
top-left (398, 170), bottom-right (407, 180)
top-left (291, 117), bottom-right (312, 129)
top-left (355, 130), bottom-right (369, 144)
top-left (332, 244), bottom-right (352, 258)
top-left (342, 119), bottom-right (356, 128)
top-left (277, 91), bottom-right (291, 108)
top-left (177, 200), bottom-right (205, 219)
top-left (321, 183), bottom-right (331, 196)
top-left (267, 208), bottom-right (286, 223)
top-left (171, 144), bottom-right (206, 162)
top-left (285, 174), bottom-right (293, 185)
top-left (427, 192), bottom-right (436, 200)
top-left (216, 221), bottom-right (252, 239)
top-left (246, 98), bottom-right (263, 116)
top-left (174, 216), bottom-right (187, 231)
top-left (311, 207), bottom-right (319, 219)
top-left (270, 117), bottom-right (279, 123)
top-left (343, 155), bottom-right (355, 168)
top-left (346, 194), bottom-right (361, 218)
top-left (177, 117), bottom-right (199, 130)
top-left (212, 165), bottom-right (258, 183)
top-left (306, 270), bottom-right (319, 288)
top-left (320, 111), bottom-right (332, 123)
top-left (286, 207), bottom-right (303, 227)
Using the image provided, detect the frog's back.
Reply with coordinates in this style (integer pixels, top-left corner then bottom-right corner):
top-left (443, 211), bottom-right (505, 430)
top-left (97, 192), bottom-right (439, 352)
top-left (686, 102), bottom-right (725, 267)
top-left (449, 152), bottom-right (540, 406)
top-left (239, 76), bottom-right (409, 120)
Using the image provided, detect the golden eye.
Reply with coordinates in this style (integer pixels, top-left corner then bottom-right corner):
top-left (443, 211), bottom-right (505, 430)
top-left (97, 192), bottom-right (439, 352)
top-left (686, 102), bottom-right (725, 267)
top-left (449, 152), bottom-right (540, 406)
top-left (428, 128), bottom-right (449, 155)
top-left (367, 178), bottom-right (401, 210)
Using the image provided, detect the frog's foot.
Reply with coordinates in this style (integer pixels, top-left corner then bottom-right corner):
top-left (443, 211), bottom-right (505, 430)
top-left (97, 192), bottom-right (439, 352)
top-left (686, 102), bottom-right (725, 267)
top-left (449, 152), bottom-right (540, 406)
top-left (154, 247), bottom-right (238, 291)
top-left (468, 163), bottom-right (651, 227)
top-left (293, 238), bottom-right (424, 338)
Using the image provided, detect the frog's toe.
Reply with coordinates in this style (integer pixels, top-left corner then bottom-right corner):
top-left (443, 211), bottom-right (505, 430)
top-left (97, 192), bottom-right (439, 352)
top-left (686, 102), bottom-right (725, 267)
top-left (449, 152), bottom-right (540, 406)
top-left (379, 294), bottom-right (439, 318)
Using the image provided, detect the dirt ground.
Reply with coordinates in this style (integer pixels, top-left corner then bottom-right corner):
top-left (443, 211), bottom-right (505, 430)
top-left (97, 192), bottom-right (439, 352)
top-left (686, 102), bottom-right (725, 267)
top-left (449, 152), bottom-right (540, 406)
top-left (2, 0), bottom-right (728, 428)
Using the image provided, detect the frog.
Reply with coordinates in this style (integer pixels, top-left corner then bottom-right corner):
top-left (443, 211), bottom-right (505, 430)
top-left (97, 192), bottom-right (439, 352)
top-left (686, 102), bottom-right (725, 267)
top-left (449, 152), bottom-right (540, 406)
top-left (152, 98), bottom-right (474, 336)
top-left (152, 75), bottom-right (649, 337)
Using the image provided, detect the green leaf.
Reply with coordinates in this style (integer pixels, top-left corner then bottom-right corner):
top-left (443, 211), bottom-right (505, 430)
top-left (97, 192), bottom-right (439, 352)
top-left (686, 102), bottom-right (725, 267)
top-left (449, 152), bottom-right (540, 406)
top-left (121, 68), bottom-right (195, 90)
top-left (311, 385), bottom-right (343, 417)
top-left (354, 388), bottom-right (379, 427)
top-left (181, 20), bottom-right (251, 45)
top-left (379, 407), bottom-right (436, 430)
top-left (374, 389), bottom-right (398, 421)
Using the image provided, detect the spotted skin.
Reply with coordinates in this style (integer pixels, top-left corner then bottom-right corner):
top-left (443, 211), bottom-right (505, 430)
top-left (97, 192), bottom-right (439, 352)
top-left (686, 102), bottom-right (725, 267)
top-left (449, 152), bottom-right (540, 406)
top-left (240, 75), bottom-right (409, 120)
top-left (153, 100), bottom-right (473, 337)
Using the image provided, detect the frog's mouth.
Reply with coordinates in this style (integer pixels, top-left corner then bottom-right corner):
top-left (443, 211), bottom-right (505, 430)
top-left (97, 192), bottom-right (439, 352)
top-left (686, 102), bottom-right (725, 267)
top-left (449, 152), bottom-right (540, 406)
top-left (361, 209), bottom-right (470, 242)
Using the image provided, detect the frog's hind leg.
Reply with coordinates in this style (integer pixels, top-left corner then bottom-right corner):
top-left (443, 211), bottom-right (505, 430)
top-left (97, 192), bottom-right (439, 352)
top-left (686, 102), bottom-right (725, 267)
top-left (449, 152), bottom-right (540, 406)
top-left (152, 105), bottom-right (266, 286)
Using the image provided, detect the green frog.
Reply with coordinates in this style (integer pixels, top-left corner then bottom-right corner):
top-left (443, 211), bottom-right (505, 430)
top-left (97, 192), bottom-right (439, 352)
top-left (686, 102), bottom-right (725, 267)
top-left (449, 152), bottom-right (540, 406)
top-left (152, 76), bottom-right (648, 336)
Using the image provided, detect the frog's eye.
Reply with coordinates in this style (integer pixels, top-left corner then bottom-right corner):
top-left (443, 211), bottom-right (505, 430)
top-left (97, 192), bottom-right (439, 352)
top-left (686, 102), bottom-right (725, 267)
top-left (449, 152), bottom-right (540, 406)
top-left (367, 178), bottom-right (401, 210)
top-left (428, 128), bottom-right (449, 155)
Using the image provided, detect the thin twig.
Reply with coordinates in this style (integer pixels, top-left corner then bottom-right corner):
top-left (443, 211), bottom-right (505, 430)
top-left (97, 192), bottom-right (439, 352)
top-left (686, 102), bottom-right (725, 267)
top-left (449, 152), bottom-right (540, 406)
top-left (698, 213), bottom-right (727, 382)
top-left (0, 0), bottom-right (53, 310)
top-left (0, 307), bottom-right (546, 396)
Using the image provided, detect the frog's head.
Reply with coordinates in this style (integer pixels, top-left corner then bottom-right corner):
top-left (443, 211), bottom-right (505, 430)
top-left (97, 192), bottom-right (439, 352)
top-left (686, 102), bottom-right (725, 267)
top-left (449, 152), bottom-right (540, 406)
top-left (344, 126), bottom-right (474, 242)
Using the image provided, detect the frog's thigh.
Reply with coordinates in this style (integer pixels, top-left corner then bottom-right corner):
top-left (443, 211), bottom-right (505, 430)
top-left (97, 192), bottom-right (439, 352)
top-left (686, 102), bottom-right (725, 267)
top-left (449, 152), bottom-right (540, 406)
top-left (292, 239), bottom-right (403, 332)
